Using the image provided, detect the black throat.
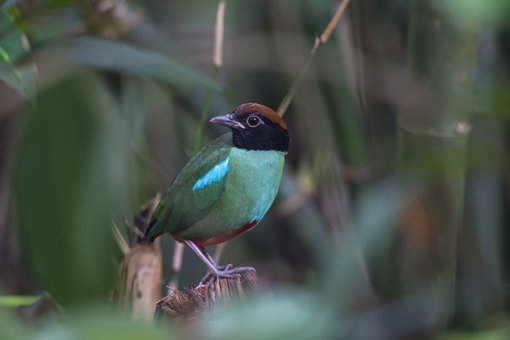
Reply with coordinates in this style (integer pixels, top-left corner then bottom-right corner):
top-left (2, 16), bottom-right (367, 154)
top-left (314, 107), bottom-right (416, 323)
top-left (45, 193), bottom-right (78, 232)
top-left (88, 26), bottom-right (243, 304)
top-left (232, 122), bottom-right (289, 152)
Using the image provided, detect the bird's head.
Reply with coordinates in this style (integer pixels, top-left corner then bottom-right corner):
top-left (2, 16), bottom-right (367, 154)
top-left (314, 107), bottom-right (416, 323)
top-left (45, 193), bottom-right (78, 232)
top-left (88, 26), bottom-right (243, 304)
top-left (210, 103), bottom-right (289, 152)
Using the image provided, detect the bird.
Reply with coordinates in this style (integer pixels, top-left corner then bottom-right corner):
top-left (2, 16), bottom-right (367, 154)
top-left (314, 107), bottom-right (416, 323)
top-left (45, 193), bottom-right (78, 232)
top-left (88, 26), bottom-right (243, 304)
top-left (142, 103), bottom-right (289, 280)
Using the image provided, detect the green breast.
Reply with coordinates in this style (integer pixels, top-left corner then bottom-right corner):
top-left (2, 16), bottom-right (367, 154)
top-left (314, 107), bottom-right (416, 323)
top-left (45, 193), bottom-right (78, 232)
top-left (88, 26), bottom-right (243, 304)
top-left (176, 147), bottom-right (285, 240)
top-left (224, 148), bottom-right (285, 222)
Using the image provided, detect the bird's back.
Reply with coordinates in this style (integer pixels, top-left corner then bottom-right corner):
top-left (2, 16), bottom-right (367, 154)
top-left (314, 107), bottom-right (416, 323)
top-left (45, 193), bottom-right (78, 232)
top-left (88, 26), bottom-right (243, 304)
top-left (143, 134), bottom-right (233, 242)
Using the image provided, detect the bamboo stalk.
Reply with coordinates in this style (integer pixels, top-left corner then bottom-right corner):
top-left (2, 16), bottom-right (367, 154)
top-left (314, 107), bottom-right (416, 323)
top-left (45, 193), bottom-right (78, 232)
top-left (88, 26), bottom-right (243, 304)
top-left (115, 194), bottom-right (162, 321)
top-left (213, 242), bottom-right (226, 263)
top-left (395, 0), bottom-right (479, 331)
top-left (192, 0), bottom-right (226, 154)
top-left (213, 1), bottom-right (226, 68)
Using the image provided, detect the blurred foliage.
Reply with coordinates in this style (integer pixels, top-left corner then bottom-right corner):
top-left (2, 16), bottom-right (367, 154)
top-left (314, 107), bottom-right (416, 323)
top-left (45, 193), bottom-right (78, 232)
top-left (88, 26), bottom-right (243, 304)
top-left (0, 0), bottom-right (510, 339)
top-left (0, 307), bottom-right (172, 339)
top-left (37, 37), bottom-right (220, 91)
top-left (0, 294), bottom-right (38, 306)
top-left (0, 11), bottom-right (36, 104)
top-left (202, 289), bottom-right (337, 340)
top-left (433, 0), bottom-right (510, 27)
top-left (16, 72), bottom-right (131, 307)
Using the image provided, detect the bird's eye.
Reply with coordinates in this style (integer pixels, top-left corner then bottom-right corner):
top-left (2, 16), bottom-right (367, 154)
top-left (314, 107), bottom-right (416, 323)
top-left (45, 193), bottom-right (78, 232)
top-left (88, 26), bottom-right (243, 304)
top-left (247, 116), bottom-right (261, 127)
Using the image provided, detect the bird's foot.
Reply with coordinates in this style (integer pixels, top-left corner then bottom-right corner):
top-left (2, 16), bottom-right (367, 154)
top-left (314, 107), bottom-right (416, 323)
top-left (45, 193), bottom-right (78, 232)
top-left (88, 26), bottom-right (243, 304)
top-left (199, 265), bottom-right (256, 286)
top-left (199, 264), bottom-right (234, 284)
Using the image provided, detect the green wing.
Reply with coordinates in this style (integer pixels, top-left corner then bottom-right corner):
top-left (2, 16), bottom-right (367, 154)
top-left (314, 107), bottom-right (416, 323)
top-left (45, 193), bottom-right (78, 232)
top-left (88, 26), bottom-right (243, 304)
top-left (144, 133), bottom-right (233, 241)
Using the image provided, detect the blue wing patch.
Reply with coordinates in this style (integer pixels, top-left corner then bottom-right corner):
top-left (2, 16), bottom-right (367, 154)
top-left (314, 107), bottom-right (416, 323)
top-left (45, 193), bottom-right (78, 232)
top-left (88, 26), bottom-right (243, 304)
top-left (192, 157), bottom-right (230, 191)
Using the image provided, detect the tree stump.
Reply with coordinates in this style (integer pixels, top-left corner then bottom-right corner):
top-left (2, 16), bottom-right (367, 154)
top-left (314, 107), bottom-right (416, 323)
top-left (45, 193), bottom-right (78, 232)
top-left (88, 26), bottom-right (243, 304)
top-left (156, 271), bottom-right (259, 321)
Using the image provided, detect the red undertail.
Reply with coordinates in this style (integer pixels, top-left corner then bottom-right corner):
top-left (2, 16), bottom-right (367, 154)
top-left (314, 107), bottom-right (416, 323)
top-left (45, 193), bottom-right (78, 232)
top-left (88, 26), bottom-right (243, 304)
top-left (187, 220), bottom-right (259, 247)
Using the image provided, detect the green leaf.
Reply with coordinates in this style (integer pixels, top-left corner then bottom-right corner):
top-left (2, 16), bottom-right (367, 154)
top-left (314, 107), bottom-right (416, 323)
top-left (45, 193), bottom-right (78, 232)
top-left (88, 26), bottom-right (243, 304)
top-left (39, 37), bottom-right (220, 91)
top-left (36, 309), bottom-right (173, 340)
top-left (1, 307), bottom-right (172, 340)
top-left (16, 71), bottom-right (131, 308)
top-left (202, 290), bottom-right (338, 340)
top-left (0, 11), bottom-right (37, 105)
top-left (0, 310), bottom-right (27, 338)
top-left (432, 0), bottom-right (510, 27)
top-left (0, 295), bottom-right (40, 307)
top-left (441, 328), bottom-right (510, 340)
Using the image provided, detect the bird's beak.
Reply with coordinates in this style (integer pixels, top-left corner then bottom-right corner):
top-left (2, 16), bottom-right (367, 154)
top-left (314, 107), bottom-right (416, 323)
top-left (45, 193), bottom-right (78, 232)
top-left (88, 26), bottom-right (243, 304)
top-left (210, 114), bottom-right (245, 130)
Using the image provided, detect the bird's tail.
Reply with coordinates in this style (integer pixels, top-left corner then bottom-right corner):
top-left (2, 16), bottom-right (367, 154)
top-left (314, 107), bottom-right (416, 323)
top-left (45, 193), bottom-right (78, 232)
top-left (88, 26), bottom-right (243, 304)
top-left (140, 218), bottom-right (162, 244)
top-left (139, 235), bottom-right (150, 245)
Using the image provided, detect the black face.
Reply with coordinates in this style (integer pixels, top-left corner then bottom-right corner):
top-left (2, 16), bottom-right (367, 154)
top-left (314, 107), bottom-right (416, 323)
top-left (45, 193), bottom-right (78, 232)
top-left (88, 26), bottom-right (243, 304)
top-left (210, 111), bottom-right (289, 152)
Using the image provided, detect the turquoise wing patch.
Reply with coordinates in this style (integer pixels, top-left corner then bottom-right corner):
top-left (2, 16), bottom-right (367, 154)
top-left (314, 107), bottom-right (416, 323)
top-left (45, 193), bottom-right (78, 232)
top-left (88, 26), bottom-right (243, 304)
top-left (149, 133), bottom-right (233, 236)
top-left (192, 157), bottom-right (230, 191)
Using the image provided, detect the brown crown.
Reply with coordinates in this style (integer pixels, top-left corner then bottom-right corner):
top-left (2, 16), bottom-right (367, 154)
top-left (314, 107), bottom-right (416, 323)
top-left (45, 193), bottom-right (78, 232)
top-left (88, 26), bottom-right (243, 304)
top-left (233, 103), bottom-right (287, 130)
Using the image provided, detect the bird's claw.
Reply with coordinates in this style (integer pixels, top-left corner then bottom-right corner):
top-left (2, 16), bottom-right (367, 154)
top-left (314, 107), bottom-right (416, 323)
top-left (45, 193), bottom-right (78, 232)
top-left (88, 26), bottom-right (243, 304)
top-left (199, 264), bottom-right (234, 284)
top-left (218, 264), bottom-right (235, 271)
top-left (199, 265), bottom-right (256, 286)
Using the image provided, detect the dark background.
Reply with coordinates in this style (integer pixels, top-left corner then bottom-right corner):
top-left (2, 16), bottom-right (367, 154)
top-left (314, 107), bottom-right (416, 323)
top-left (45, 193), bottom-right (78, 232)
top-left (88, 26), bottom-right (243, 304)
top-left (1, 0), bottom-right (510, 338)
